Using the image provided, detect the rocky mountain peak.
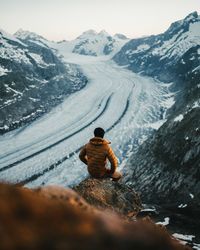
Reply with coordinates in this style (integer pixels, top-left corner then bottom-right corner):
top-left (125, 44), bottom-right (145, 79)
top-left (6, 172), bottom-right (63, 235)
top-left (77, 29), bottom-right (98, 38)
top-left (14, 28), bottom-right (46, 41)
top-left (184, 11), bottom-right (198, 22)
top-left (166, 11), bottom-right (199, 35)
top-left (98, 29), bottom-right (110, 37)
top-left (114, 33), bottom-right (128, 40)
top-left (0, 28), bottom-right (26, 45)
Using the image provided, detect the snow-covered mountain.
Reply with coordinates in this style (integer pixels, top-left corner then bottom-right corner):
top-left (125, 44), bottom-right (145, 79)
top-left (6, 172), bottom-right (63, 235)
top-left (14, 29), bottom-right (54, 48)
top-left (113, 11), bottom-right (200, 82)
top-left (54, 29), bottom-right (129, 57)
top-left (0, 27), bottom-right (130, 134)
top-left (0, 29), bottom-right (87, 134)
top-left (14, 29), bottom-right (129, 57)
top-left (114, 12), bottom-right (200, 207)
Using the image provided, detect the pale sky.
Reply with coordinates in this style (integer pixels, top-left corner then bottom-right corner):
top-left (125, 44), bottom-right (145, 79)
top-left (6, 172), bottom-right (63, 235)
top-left (0, 0), bottom-right (200, 41)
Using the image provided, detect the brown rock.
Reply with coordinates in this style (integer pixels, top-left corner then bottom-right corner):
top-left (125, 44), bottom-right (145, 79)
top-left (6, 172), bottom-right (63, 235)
top-left (74, 178), bottom-right (142, 217)
top-left (0, 182), bottom-right (190, 250)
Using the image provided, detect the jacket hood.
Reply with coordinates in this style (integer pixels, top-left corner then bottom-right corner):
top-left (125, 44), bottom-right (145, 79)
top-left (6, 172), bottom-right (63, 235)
top-left (89, 137), bottom-right (111, 146)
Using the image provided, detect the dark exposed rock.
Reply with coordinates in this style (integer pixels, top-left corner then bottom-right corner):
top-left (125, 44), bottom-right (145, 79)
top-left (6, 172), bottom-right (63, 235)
top-left (123, 106), bottom-right (200, 206)
top-left (0, 182), bottom-right (190, 250)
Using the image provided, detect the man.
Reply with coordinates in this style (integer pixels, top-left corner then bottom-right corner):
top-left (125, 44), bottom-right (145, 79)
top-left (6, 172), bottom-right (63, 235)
top-left (79, 127), bottom-right (122, 181)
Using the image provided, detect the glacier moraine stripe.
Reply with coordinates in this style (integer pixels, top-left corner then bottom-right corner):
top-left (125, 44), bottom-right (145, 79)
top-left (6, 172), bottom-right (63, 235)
top-left (0, 93), bottom-right (113, 172)
top-left (18, 95), bottom-right (130, 186)
top-left (0, 93), bottom-right (111, 164)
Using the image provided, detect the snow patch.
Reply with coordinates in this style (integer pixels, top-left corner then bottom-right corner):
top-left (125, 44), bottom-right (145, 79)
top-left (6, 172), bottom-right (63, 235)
top-left (156, 217), bottom-right (170, 226)
top-left (0, 44), bottom-right (31, 65)
top-left (0, 125), bottom-right (9, 130)
top-left (162, 96), bottom-right (175, 109)
top-left (192, 65), bottom-right (200, 72)
top-left (5, 85), bottom-right (23, 96)
top-left (192, 101), bottom-right (200, 109)
top-left (144, 119), bottom-right (167, 130)
top-left (174, 114), bottom-right (184, 122)
top-left (181, 59), bottom-right (186, 64)
top-left (189, 193), bottom-right (194, 199)
top-left (141, 207), bottom-right (156, 212)
top-left (29, 53), bottom-right (50, 67)
top-left (137, 44), bottom-right (150, 51)
top-left (189, 21), bottom-right (200, 37)
top-left (173, 233), bottom-right (195, 244)
top-left (178, 204), bottom-right (187, 208)
top-left (0, 66), bottom-right (10, 76)
top-left (138, 135), bottom-right (148, 145)
top-left (29, 97), bottom-right (40, 102)
top-left (193, 243), bottom-right (200, 250)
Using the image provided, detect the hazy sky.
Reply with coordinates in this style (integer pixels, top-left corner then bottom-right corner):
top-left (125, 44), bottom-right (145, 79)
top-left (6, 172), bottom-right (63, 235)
top-left (0, 0), bottom-right (200, 41)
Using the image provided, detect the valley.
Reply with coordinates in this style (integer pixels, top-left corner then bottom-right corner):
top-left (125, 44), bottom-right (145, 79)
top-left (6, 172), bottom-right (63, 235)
top-left (0, 53), bottom-right (170, 188)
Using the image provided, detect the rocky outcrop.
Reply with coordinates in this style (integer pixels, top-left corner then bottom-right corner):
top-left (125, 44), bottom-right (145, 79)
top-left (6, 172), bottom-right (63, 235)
top-left (74, 178), bottom-right (142, 217)
top-left (113, 12), bottom-right (200, 207)
top-left (0, 182), bottom-right (190, 250)
top-left (123, 105), bottom-right (200, 206)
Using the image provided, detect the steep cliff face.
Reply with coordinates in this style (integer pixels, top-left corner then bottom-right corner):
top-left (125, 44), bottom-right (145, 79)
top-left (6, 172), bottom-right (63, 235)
top-left (113, 12), bottom-right (200, 207)
top-left (123, 69), bottom-right (200, 206)
top-left (123, 107), bottom-right (200, 205)
top-left (0, 30), bottom-right (87, 134)
top-left (0, 182), bottom-right (189, 250)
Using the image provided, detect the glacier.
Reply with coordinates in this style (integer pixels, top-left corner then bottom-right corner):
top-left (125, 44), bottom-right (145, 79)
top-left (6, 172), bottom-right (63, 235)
top-left (0, 49), bottom-right (174, 188)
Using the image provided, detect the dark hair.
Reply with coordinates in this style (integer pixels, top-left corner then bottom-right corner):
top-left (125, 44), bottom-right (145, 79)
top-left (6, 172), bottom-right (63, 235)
top-left (94, 127), bottom-right (105, 138)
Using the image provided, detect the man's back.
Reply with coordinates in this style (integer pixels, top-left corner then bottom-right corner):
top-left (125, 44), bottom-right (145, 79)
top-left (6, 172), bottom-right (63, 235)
top-left (79, 137), bottom-right (118, 178)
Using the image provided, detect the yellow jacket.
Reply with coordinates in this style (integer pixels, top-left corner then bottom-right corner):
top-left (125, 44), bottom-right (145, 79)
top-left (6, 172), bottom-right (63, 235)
top-left (79, 137), bottom-right (118, 178)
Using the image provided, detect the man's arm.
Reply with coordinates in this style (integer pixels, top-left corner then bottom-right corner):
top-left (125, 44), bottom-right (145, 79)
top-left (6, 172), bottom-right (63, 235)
top-left (107, 146), bottom-right (118, 174)
top-left (79, 145), bottom-right (88, 165)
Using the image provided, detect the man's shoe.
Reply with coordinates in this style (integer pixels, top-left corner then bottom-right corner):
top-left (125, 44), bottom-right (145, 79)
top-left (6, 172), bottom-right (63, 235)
top-left (111, 171), bottom-right (122, 182)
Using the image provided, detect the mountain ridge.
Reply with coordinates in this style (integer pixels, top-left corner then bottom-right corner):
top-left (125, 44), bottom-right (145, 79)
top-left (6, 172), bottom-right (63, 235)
top-left (13, 28), bottom-right (129, 57)
top-left (112, 12), bottom-right (200, 207)
top-left (0, 29), bottom-right (87, 133)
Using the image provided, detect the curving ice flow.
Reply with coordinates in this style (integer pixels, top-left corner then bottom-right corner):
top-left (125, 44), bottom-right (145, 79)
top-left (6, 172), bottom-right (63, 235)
top-left (0, 52), bottom-right (173, 187)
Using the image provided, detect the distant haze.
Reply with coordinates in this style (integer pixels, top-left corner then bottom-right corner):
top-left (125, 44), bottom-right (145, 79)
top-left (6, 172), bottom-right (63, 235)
top-left (0, 0), bottom-right (200, 41)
